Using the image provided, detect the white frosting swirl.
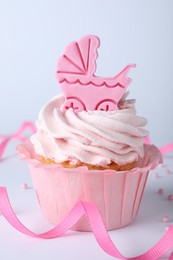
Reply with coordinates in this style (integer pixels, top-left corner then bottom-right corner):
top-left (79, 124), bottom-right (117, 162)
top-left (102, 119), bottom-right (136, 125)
top-left (31, 94), bottom-right (148, 166)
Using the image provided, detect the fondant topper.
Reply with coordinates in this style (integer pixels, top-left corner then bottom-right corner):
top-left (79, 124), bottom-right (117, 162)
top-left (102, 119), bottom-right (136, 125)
top-left (56, 35), bottom-right (135, 112)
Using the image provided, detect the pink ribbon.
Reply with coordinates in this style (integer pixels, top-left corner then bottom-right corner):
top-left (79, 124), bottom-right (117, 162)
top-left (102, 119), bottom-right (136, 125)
top-left (145, 135), bottom-right (173, 155)
top-left (0, 122), bottom-right (173, 259)
top-left (0, 122), bottom-right (36, 159)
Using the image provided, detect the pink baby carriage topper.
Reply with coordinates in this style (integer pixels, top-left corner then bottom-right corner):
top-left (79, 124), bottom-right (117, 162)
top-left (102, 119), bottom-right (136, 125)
top-left (56, 35), bottom-right (136, 112)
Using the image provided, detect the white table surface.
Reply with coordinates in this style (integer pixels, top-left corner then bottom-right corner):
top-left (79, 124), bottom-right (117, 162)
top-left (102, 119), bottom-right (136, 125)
top-left (0, 142), bottom-right (173, 260)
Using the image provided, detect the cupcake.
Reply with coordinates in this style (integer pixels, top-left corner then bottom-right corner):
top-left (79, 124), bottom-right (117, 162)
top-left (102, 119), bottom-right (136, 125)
top-left (17, 35), bottom-right (162, 231)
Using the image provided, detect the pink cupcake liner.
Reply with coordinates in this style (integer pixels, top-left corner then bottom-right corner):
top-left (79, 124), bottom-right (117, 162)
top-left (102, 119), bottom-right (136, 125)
top-left (17, 141), bottom-right (162, 231)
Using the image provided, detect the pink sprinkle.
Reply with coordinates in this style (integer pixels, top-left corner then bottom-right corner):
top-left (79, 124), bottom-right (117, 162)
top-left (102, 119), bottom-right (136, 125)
top-left (166, 168), bottom-right (171, 174)
top-left (167, 195), bottom-right (173, 201)
top-left (154, 172), bottom-right (159, 178)
top-left (21, 183), bottom-right (28, 189)
top-left (165, 226), bottom-right (170, 231)
top-left (162, 216), bottom-right (169, 223)
top-left (158, 188), bottom-right (164, 195)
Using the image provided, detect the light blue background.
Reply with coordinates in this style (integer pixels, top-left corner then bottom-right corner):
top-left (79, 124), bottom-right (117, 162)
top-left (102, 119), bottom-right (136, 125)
top-left (0, 0), bottom-right (173, 146)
